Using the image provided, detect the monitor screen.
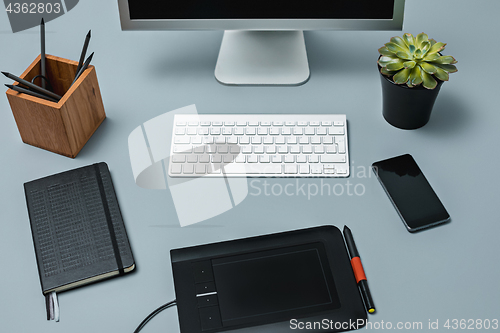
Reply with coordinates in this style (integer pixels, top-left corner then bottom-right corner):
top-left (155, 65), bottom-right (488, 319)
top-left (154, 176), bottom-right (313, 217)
top-left (128, 0), bottom-right (395, 20)
top-left (211, 243), bottom-right (340, 327)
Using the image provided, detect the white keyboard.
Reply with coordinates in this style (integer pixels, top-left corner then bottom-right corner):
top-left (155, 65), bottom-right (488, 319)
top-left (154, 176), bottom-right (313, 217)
top-left (168, 114), bottom-right (349, 177)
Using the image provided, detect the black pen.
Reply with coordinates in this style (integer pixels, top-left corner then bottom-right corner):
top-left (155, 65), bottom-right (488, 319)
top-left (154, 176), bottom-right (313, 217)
top-left (71, 52), bottom-right (94, 86)
top-left (6, 84), bottom-right (58, 103)
top-left (75, 30), bottom-right (91, 76)
top-left (2, 72), bottom-right (62, 100)
top-left (343, 225), bottom-right (376, 314)
top-left (40, 18), bottom-right (46, 89)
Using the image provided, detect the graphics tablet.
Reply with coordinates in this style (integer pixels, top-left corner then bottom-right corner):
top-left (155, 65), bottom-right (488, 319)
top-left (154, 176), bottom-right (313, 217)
top-left (170, 226), bottom-right (367, 332)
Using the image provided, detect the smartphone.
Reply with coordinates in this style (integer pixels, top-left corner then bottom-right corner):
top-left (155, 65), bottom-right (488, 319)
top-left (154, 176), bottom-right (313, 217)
top-left (372, 154), bottom-right (450, 232)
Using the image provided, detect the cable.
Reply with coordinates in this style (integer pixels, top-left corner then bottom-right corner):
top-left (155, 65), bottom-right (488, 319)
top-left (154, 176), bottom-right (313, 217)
top-left (134, 299), bottom-right (177, 333)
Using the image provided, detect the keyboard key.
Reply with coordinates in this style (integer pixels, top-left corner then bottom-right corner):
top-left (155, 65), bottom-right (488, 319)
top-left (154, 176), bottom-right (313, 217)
top-left (171, 164), bottom-right (182, 174)
top-left (299, 165), bottom-right (310, 174)
top-left (285, 165), bottom-right (298, 174)
top-left (269, 128), bottom-right (280, 135)
top-left (195, 165), bottom-right (206, 174)
top-left (326, 146), bottom-right (337, 154)
top-left (191, 136), bottom-right (202, 145)
top-left (266, 146), bottom-right (276, 154)
top-left (296, 155), bottom-right (307, 163)
top-left (321, 155), bottom-right (346, 163)
top-left (271, 155), bottom-right (282, 163)
top-left (304, 127), bottom-right (315, 135)
top-left (172, 155), bottom-right (186, 163)
top-left (247, 155), bottom-right (258, 163)
top-left (259, 155), bottom-right (270, 163)
top-left (308, 155), bottom-right (319, 163)
top-left (329, 127), bottom-right (345, 135)
top-left (316, 127), bottom-right (327, 135)
top-left (175, 137), bottom-right (190, 144)
top-left (199, 155), bottom-right (210, 163)
top-left (242, 164), bottom-right (281, 174)
top-left (253, 146), bottom-right (264, 154)
top-left (334, 121), bottom-right (344, 126)
top-left (311, 165), bottom-right (322, 174)
top-left (183, 164), bottom-right (194, 174)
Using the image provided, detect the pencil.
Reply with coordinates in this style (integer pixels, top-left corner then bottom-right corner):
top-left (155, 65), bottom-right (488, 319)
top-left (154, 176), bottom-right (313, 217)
top-left (6, 84), bottom-right (58, 103)
top-left (75, 30), bottom-right (91, 77)
top-left (40, 18), bottom-right (46, 89)
top-left (71, 52), bottom-right (94, 86)
top-left (2, 72), bottom-right (62, 100)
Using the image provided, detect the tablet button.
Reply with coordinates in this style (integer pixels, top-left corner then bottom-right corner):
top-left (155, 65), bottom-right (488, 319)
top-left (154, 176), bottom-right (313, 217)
top-left (196, 281), bottom-right (216, 295)
top-left (197, 294), bottom-right (218, 308)
top-left (192, 261), bottom-right (214, 283)
top-left (199, 306), bottom-right (222, 331)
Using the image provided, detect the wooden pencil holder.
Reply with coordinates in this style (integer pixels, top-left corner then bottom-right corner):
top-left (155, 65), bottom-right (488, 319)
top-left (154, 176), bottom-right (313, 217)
top-left (6, 54), bottom-right (106, 158)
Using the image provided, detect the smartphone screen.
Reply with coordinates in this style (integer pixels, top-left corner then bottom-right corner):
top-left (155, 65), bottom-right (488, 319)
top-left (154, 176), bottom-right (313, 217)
top-left (372, 154), bottom-right (450, 232)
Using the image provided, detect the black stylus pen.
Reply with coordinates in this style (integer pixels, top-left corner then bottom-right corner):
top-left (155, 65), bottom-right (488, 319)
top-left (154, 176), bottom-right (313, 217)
top-left (343, 225), bottom-right (375, 314)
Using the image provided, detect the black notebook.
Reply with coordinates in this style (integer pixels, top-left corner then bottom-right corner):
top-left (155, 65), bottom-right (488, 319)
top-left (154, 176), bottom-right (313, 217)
top-left (24, 163), bottom-right (135, 319)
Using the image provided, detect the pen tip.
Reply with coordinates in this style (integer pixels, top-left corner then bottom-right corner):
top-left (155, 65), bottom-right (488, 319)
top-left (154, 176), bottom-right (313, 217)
top-left (5, 84), bottom-right (13, 88)
top-left (41, 18), bottom-right (44, 24)
top-left (1, 71), bottom-right (8, 77)
top-left (87, 30), bottom-right (91, 37)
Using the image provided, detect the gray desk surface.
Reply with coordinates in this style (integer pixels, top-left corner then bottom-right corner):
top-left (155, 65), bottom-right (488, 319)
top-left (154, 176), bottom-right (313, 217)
top-left (1, 1), bottom-right (499, 332)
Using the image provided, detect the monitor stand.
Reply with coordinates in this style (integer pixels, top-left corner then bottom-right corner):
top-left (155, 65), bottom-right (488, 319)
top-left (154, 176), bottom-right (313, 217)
top-left (215, 30), bottom-right (310, 86)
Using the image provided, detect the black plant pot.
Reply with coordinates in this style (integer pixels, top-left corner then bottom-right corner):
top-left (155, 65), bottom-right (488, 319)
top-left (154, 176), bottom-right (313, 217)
top-left (380, 70), bottom-right (443, 130)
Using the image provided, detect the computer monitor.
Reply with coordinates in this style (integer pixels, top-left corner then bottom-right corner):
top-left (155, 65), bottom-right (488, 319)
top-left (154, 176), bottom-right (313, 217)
top-left (118, 0), bottom-right (405, 86)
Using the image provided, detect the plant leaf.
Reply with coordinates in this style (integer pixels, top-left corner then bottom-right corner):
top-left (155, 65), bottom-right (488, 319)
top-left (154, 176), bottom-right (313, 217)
top-left (423, 53), bottom-right (440, 62)
top-left (421, 69), bottom-right (438, 89)
top-left (427, 42), bottom-right (446, 55)
top-left (390, 36), bottom-right (410, 51)
top-left (378, 46), bottom-right (394, 56)
top-left (415, 49), bottom-right (423, 59)
top-left (434, 67), bottom-right (449, 81)
top-left (420, 41), bottom-right (431, 55)
top-left (378, 55), bottom-right (400, 66)
top-left (402, 33), bottom-right (415, 47)
top-left (385, 42), bottom-right (408, 54)
top-left (420, 62), bottom-right (438, 74)
top-left (409, 66), bottom-right (423, 86)
top-left (428, 38), bottom-right (437, 47)
top-left (386, 61), bottom-right (405, 71)
top-left (403, 61), bottom-right (416, 69)
top-left (380, 67), bottom-right (395, 75)
top-left (393, 68), bottom-right (412, 84)
top-left (415, 32), bottom-right (428, 48)
top-left (431, 55), bottom-right (457, 64)
top-left (434, 63), bottom-right (458, 73)
top-left (396, 51), bottom-right (413, 60)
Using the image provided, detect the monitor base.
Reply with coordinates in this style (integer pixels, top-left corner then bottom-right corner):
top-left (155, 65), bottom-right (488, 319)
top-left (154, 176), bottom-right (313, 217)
top-left (215, 30), bottom-right (310, 86)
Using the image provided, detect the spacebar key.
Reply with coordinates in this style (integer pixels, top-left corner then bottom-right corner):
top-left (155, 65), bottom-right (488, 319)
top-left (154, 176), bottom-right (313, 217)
top-left (224, 163), bottom-right (282, 174)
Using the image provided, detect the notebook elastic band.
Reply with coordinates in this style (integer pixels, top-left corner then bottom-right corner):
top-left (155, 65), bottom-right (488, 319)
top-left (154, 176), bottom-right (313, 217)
top-left (94, 164), bottom-right (125, 275)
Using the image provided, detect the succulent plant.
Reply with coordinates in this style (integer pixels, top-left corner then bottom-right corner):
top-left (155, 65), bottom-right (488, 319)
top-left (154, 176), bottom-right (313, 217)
top-left (378, 33), bottom-right (457, 89)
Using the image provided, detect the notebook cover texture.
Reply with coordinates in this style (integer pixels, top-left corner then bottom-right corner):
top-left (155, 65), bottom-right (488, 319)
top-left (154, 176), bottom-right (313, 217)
top-left (24, 162), bottom-right (135, 294)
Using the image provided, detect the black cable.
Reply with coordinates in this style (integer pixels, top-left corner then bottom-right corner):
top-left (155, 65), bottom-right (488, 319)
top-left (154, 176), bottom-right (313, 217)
top-left (134, 300), bottom-right (177, 333)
